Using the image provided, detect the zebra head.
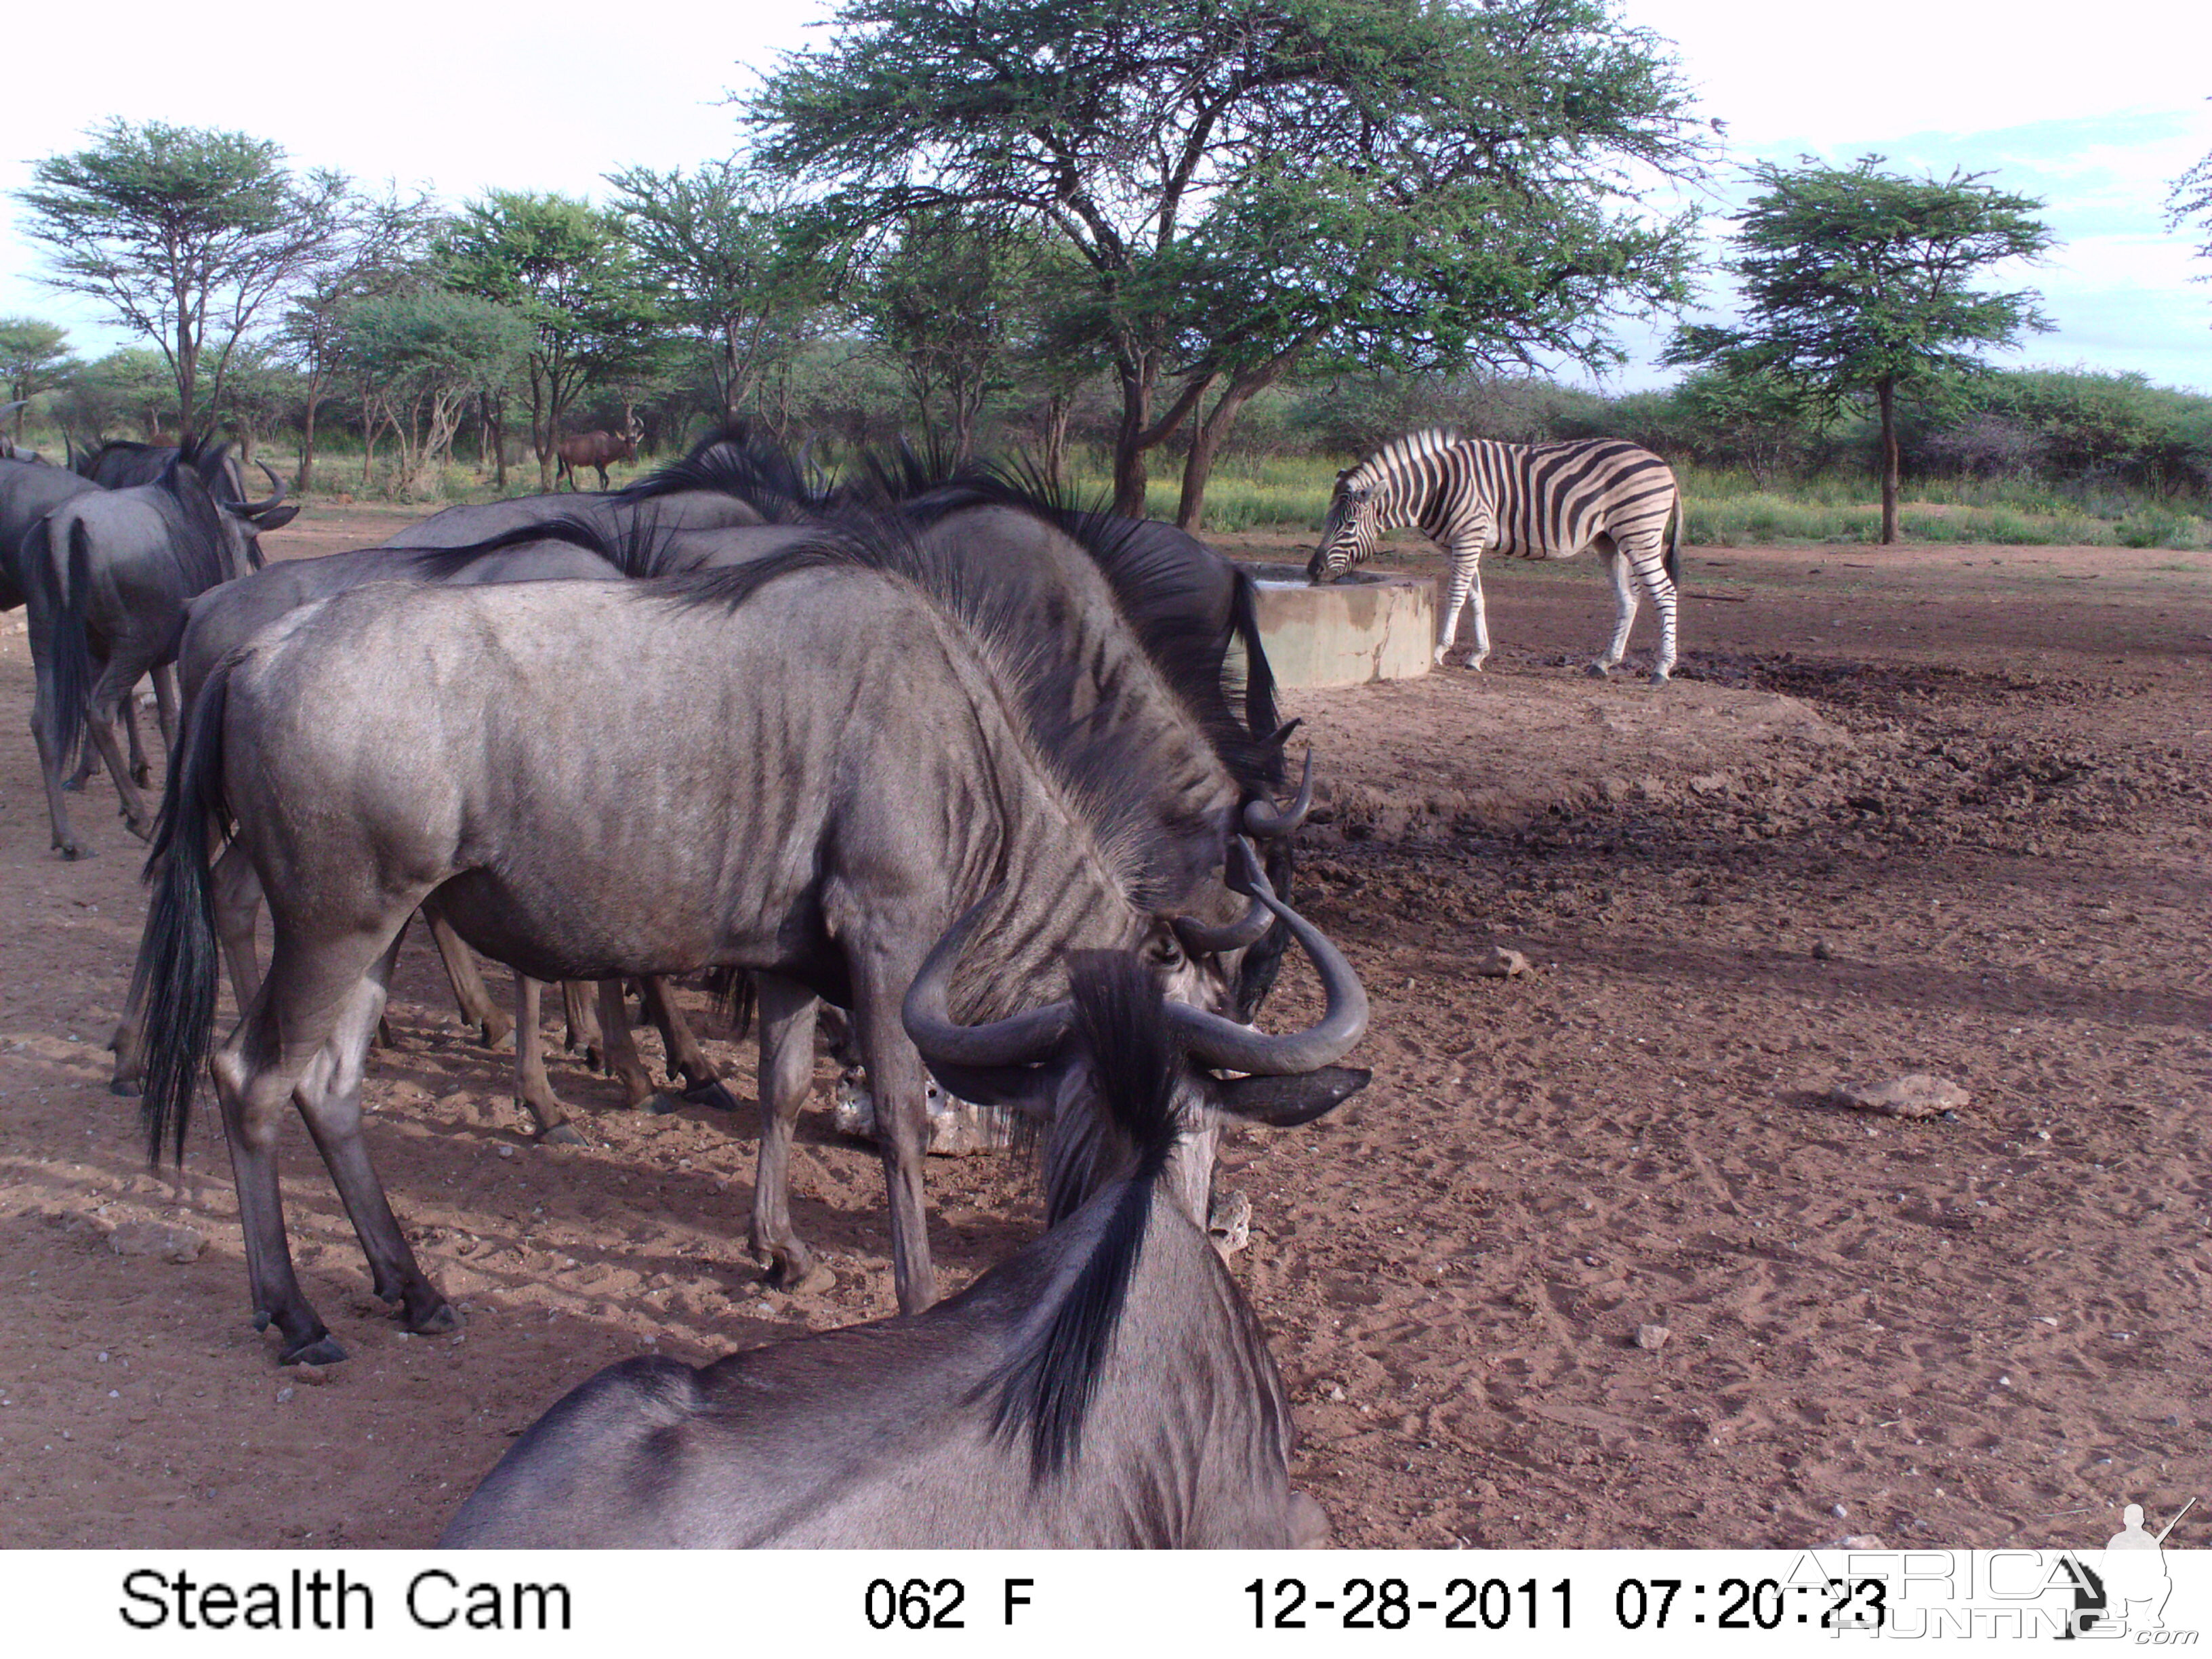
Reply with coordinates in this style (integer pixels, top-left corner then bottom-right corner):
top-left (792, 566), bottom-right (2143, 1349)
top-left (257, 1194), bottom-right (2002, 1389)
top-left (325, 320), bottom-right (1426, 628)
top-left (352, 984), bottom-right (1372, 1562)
top-left (1308, 468), bottom-right (1380, 583)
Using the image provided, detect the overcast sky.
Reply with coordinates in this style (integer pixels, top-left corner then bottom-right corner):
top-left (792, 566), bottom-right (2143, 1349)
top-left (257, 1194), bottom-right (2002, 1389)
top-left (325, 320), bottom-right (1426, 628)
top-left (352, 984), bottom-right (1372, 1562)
top-left (3, 0), bottom-right (2208, 392)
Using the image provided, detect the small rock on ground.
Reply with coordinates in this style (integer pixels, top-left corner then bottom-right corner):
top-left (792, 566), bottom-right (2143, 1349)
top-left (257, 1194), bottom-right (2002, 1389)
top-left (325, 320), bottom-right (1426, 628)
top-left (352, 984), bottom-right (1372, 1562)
top-left (1473, 946), bottom-right (1531, 979)
top-left (1635, 1323), bottom-right (1671, 1351)
top-left (1832, 1074), bottom-right (1970, 1120)
top-left (106, 1221), bottom-right (204, 1263)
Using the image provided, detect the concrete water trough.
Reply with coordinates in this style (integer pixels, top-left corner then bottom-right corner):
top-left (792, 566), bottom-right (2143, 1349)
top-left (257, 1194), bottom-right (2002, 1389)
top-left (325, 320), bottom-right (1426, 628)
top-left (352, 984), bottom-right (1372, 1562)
top-left (1240, 563), bottom-right (1435, 689)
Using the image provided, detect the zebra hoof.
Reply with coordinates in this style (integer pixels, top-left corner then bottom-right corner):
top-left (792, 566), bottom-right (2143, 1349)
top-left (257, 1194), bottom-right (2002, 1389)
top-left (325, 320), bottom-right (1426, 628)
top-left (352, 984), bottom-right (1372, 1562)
top-left (1647, 670), bottom-right (1672, 688)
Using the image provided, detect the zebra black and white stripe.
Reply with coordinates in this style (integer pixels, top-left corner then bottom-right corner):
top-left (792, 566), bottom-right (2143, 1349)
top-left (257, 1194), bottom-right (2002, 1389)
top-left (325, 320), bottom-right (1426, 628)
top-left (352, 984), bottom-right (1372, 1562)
top-left (1307, 429), bottom-right (1686, 683)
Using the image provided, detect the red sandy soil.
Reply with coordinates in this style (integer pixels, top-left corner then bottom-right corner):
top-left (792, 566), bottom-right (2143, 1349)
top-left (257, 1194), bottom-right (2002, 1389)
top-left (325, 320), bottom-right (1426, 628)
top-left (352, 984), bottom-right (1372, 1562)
top-left (1, 512), bottom-right (2207, 1550)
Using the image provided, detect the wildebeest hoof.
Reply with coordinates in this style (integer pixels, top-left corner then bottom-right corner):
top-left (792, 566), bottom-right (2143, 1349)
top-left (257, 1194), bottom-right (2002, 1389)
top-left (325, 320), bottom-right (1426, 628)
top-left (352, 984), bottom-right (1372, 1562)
top-left (58, 842), bottom-right (91, 860)
top-left (109, 1078), bottom-right (142, 1098)
top-left (282, 1334), bottom-right (348, 1366)
top-left (131, 764), bottom-right (152, 786)
top-left (409, 1303), bottom-right (462, 1336)
top-left (682, 1079), bottom-right (742, 1113)
top-left (638, 1090), bottom-right (687, 1116)
top-left (124, 816), bottom-right (155, 842)
top-left (61, 775), bottom-right (84, 793)
top-left (787, 1263), bottom-right (836, 1296)
top-left (539, 1122), bottom-right (589, 1146)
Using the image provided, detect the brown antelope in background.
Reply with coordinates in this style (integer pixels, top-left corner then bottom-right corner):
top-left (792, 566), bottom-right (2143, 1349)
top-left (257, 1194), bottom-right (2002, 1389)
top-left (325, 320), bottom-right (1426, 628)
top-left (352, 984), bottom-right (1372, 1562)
top-left (554, 414), bottom-right (644, 490)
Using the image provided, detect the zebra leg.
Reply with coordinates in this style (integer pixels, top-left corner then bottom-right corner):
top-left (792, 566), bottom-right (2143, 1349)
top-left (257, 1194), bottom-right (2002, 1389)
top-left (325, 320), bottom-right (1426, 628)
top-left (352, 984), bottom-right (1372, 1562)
top-left (1436, 544), bottom-right (1490, 669)
top-left (1638, 537), bottom-right (1679, 684)
top-left (1592, 544), bottom-right (1638, 678)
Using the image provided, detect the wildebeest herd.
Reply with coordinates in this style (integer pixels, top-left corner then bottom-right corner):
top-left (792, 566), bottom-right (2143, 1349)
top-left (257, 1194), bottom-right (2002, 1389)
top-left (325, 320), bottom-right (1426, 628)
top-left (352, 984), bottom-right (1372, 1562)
top-left (0, 424), bottom-right (1374, 1547)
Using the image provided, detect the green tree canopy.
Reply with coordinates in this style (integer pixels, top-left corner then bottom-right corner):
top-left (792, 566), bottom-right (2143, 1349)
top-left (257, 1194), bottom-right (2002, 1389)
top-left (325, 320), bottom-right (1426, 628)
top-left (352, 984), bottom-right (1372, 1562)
top-left (440, 191), bottom-right (661, 489)
top-left (750, 0), bottom-right (1711, 525)
top-left (605, 160), bottom-right (842, 429)
top-left (1666, 155), bottom-right (2054, 542)
top-left (337, 289), bottom-right (533, 496)
top-left (0, 317), bottom-right (82, 443)
top-left (14, 119), bottom-right (348, 432)
top-left (2169, 144), bottom-right (2212, 310)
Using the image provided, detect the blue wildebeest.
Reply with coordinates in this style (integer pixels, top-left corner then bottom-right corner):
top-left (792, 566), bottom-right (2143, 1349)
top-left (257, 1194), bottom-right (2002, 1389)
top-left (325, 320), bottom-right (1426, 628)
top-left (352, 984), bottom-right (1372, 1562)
top-left (28, 439), bottom-right (292, 857)
top-left (1, 452), bottom-right (100, 613)
top-left (106, 524), bottom-right (738, 1134)
top-left (136, 527), bottom-right (1340, 1361)
top-left (440, 924), bottom-right (1365, 1549)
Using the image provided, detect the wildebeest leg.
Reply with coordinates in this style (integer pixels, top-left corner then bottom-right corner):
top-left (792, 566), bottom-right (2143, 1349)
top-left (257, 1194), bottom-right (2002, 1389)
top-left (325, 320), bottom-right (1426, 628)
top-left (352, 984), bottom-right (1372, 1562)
top-left (291, 934), bottom-right (459, 1336)
top-left (593, 978), bottom-right (668, 1113)
top-left (151, 663), bottom-right (180, 752)
top-left (513, 975), bottom-right (586, 1144)
top-left (562, 981), bottom-right (603, 1066)
top-left (421, 897), bottom-right (511, 1048)
top-left (32, 651), bottom-right (88, 858)
top-left (81, 659), bottom-right (155, 840)
top-left (1591, 539), bottom-right (1636, 679)
top-left (748, 974), bottom-right (832, 1293)
top-left (121, 683), bottom-right (151, 785)
top-left (853, 964), bottom-right (938, 1314)
top-left (640, 977), bottom-right (740, 1112)
top-left (212, 840), bottom-right (266, 1013)
top-left (210, 928), bottom-right (411, 1364)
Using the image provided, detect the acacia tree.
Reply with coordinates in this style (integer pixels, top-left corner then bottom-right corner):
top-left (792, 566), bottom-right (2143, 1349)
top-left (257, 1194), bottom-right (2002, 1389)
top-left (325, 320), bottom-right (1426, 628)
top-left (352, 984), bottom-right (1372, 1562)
top-left (14, 120), bottom-right (348, 432)
top-left (1667, 156), bottom-right (2053, 544)
top-left (750, 0), bottom-right (1708, 525)
top-left (338, 290), bottom-right (533, 497)
top-left (0, 319), bottom-right (80, 445)
top-left (441, 192), bottom-right (660, 489)
top-left (277, 186), bottom-right (442, 491)
top-left (604, 160), bottom-right (841, 429)
top-left (859, 208), bottom-right (1048, 457)
top-left (2170, 144), bottom-right (2212, 306)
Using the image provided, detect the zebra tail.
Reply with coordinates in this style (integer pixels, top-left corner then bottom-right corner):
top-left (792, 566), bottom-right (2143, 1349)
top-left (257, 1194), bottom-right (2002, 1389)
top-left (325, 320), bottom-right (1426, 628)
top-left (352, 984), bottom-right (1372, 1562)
top-left (138, 660), bottom-right (232, 1167)
top-left (1664, 492), bottom-right (1683, 590)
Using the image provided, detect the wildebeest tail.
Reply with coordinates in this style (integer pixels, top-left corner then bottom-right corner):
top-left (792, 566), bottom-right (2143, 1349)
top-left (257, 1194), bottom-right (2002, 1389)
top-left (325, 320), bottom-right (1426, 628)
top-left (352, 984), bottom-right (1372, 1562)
top-left (1228, 569), bottom-right (1283, 781)
top-left (137, 661), bottom-right (232, 1166)
top-left (989, 952), bottom-right (1179, 1481)
top-left (39, 519), bottom-right (96, 773)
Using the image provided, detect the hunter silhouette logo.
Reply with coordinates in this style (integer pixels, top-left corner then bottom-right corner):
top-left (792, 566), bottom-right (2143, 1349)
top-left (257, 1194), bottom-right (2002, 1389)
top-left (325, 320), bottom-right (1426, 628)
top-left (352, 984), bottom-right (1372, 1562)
top-left (2058, 1496), bottom-right (2196, 1639)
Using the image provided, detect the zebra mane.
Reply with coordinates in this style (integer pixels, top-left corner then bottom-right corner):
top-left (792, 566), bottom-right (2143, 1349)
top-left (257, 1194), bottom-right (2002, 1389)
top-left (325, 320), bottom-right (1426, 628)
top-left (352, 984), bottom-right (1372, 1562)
top-left (1349, 428), bottom-right (1465, 487)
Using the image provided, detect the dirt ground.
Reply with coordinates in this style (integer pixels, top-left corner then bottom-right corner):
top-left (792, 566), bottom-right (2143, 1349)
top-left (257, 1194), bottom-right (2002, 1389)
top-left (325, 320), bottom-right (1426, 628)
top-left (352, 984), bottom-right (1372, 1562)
top-left (1, 511), bottom-right (2207, 1550)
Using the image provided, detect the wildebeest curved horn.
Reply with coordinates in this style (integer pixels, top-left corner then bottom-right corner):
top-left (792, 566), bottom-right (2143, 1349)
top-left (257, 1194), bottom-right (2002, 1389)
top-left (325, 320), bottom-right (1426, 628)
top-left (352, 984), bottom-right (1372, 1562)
top-left (242, 462), bottom-right (289, 517)
top-left (1243, 748), bottom-right (1314, 838)
top-left (0, 399), bottom-right (26, 423)
top-left (903, 892), bottom-right (1074, 1068)
top-left (1172, 838), bottom-right (1275, 956)
top-left (1164, 874), bottom-right (1366, 1076)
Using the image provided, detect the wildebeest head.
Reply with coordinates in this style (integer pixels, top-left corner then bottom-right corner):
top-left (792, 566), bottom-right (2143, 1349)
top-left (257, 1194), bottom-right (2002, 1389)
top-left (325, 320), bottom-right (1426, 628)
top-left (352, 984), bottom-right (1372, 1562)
top-left (905, 838), bottom-right (1369, 1226)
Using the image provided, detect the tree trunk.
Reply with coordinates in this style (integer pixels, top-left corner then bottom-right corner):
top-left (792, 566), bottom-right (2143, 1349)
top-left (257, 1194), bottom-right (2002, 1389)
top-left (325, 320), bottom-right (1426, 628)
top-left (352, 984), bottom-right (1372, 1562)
top-left (1040, 390), bottom-right (1073, 491)
top-left (298, 388), bottom-right (321, 494)
top-left (1877, 375), bottom-right (1900, 546)
top-left (1175, 355), bottom-right (1296, 533)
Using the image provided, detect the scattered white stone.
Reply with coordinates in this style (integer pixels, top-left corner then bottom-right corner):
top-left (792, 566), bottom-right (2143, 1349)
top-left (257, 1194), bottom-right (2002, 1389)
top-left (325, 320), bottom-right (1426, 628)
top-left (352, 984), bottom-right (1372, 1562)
top-left (1832, 1504), bottom-right (1849, 1519)
top-left (1208, 1189), bottom-right (1252, 1256)
top-left (1831, 1074), bottom-right (1969, 1120)
top-left (1635, 1324), bottom-right (1671, 1351)
top-left (274, 1386), bottom-right (295, 1404)
top-left (1326, 1384), bottom-right (1348, 1402)
top-left (107, 1221), bottom-right (204, 1263)
top-left (1473, 946), bottom-right (1531, 979)
top-left (496, 1144), bottom-right (516, 1159)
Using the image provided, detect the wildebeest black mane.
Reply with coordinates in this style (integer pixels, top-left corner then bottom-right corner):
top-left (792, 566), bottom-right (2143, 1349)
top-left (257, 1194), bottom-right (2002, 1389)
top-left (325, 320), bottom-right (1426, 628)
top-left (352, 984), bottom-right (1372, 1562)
top-left (388, 510), bottom-right (684, 581)
top-left (981, 951), bottom-right (1182, 1481)
top-left (614, 422), bottom-right (827, 520)
top-left (855, 449), bottom-right (1284, 797)
top-left (155, 453), bottom-right (237, 591)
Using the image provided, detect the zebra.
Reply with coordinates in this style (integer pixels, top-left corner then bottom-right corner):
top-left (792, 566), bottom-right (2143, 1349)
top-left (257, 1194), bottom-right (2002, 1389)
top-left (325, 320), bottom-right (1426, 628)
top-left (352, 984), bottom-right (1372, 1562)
top-left (1307, 428), bottom-right (1685, 684)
